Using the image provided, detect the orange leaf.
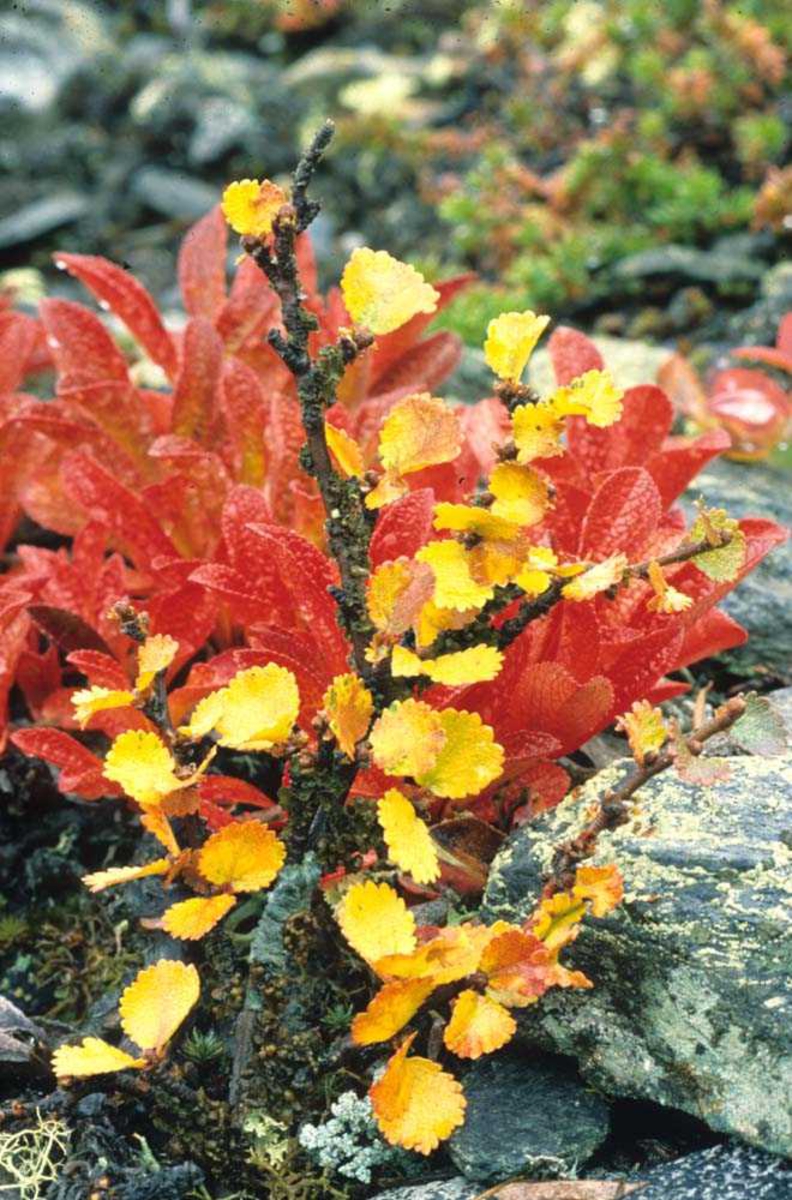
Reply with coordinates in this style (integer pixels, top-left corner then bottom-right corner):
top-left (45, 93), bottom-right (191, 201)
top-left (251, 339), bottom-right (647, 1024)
top-left (198, 821), bottom-right (285, 892)
top-left (378, 393), bottom-right (461, 476)
top-left (323, 673), bottom-right (374, 758)
top-left (443, 989), bottom-right (516, 1059)
top-left (370, 1033), bottom-right (466, 1154)
top-left (118, 959), bottom-right (200, 1052)
top-left (573, 864), bottom-right (624, 918)
top-left (82, 859), bottom-right (170, 894)
top-left (161, 893), bottom-right (238, 940)
top-left (351, 977), bottom-right (436, 1046)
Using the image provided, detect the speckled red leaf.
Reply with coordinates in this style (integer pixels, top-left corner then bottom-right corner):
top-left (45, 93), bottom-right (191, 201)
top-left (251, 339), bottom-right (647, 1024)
top-left (39, 298), bottom-right (129, 390)
top-left (28, 606), bottom-right (112, 656)
top-left (0, 314), bottom-right (39, 395)
top-left (53, 253), bottom-right (177, 379)
top-left (645, 429), bottom-right (730, 509)
top-left (67, 650), bottom-right (130, 689)
top-left (547, 326), bottom-right (604, 386)
top-left (170, 317), bottom-right (224, 445)
top-left (579, 467), bottom-right (661, 559)
top-left (216, 255), bottom-right (280, 355)
top-left (61, 451), bottom-right (176, 568)
top-left (178, 205), bottom-right (227, 320)
top-left (372, 331), bottom-right (462, 398)
top-left (369, 489), bottom-right (436, 566)
top-left (566, 385), bottom-right (673, 478)
top-left (11, 728), bottom-right (122, 800)
top-left (197, 775), bottom-right (277, 810)
top-left (219, 358), bottom-right (267, 486)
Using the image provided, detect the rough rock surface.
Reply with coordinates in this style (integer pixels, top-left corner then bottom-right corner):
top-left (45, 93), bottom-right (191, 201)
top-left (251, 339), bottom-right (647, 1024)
top-left (483, 755), bottom-right (792, 1157)
top-left (448, 1054), bottom-right (610, 1182)
top-left (375, 1181), bottom-right (478, 1200)
top-left (683, 457), bottom-right (792, 679)
top-left (636, 1143), bottom-right (792, 1199)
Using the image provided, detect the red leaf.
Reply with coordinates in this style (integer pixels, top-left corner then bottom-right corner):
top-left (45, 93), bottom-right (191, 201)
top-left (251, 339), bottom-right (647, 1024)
top-left (178, 205), bottom-right (227, 320)
top-left (53, 253), bottom-right (178, 379)
top-left (579, 467), bottom-right (662, 559)
top-left (371, 331), bottom-right (463, 397)
top-left (645, 429), bottom-right (730, 509)
top-left (39, 298), bottom-right (129, 390)
top-left (219, 358), bottom-right (267, 485)
top-left (61, 450), bottom-right (177, 568)
top-left (566, 385), bottom-right (673, 478)
top-left (67, 650), bottom-right (130, 689)
top-left (198, 775), bottom-right (276, 809)
top-left (369, 489), bottom-right (436, 566)
top-left (216, 256), bottom-right (279, 355)
top-left (0, 314), bottom-right (39, 395)
top-left (368, 273), bottom-right (474, 386)
top-left (10, 727), bottom-right (120, 800)
top-left (548, 326), bottom-right (604, 386)
top-left (170, 317), bottom-right (224, 444)
top-left (28, 605), bottom-right (112, 655)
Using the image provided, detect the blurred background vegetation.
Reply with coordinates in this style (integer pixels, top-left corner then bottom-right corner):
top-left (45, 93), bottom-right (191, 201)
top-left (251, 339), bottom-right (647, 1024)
top-left (1, 0), bottom-right (790, 349)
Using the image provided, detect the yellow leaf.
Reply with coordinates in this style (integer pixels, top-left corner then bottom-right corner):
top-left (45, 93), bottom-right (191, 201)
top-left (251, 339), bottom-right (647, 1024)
top-left (323, 673), bottom-right (374, 758)
top-left (531, 893), bottom-right (587, 953)
top-left (72, 686), bottom-right (134, 728)
top-left (391, 643), bottom-right (503, 686)
top-left (119, 960), bottom-right (200, 1053)
top-left (136, 634), bottom-right (179, 691)
top-left (489, 462), bottom-right (550, 527)
top-left (221, 178), bottom-right (288, 238)
top-left (378, 393), bottom-right (461, 477)
top-left (364, 471), bottom-right (408, 511)
top-left (416, 708), bottom-right (504, 800)
top-left (616, 700), bottom-right (668, 766)
top-left (573, 864), bottom-right (624, 918)
top-left (337, 880), bottom-right (416, 963)
top-left (370, 1033), bottom-right (466, 1154)
top-left (562, 554), bottom-right (628, 601)
top-left (512, 402), bottom-right (565, 463)
top-left (341, 247), bottom-right (439, 336)
top-left (326, 423), bottom-right (364, 478)
top-left (367, 559), bottom-right (435, 639)
top-left (646, 559), bottom-right (693, 614)
top-left (351, 977), bottom-right (436, 1046)
top-left (551, 369), bottom-right (624, 427)
top-left (416, 540), bottom-right (494, 611)
top-left (414, 599), bottom-right (479, 650)
top-left (443, 989), bottom-right (516, 1059)
top-left (161, 894), bottom-right (238, 940)
top-left (198, 821), bottom-right (286, 892)
top-left (103, 731), bottom-right (183, 807)
top-left (183, 664), bottom-right (300, 752)
top-left (52, 1037), bottom-right (145, 1079)
top-left (369, 698), bottom-right (447, 780)
top-left (484, 311), bottom-right (550, 383)
top-left (82, 859), bottom-right (170, 894)
top-left (514, 546), bottom-right (559, 597)
top-left (433, 502), bottom-right (521, 543)
top-left (141, 810), bottom-right (180, 856)
top-left (377, 789), bottom-right (440, 884)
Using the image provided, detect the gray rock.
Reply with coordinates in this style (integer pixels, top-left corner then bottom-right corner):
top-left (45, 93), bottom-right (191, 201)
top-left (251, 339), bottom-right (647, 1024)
top-left (483, 754), bottom-right (792, 1157)
top-left (449, 1055), bottom-right (610, 1183)
top-left (683, 457), bottom-right (792, 679)
top-left (726, 262), bottom-right (792, 345)
top-left (636, 1143), bottom-right (791, 1199)
top-left (771, 687), bottom-right (792, 738)
top-left (131, 168), bottom-right (218, 221)
top-left (375, 1181), bottom-right (479, 1200)
top-left (530, 336), bottom-right (670, 396)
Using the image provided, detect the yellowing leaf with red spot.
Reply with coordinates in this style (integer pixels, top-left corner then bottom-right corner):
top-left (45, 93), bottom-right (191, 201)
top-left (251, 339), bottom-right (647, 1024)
top-left (351, 977), bottom-right (436, 1046)
top-left (53, 1037), bottom-right (145, 1078)
top-left (119, 960), bottom-right (200, 1052)
top-left (481, 928), bottom-right (556, 1007)
top-left (326, 423), bottom-right (364, 478)
top-left (489, 462), bottom-right (549, 527)
top-left (72, 686), bottom-right (134, 728)
top-left (512, 402), bottom-right (565, 463)
top-left (433, 502), bottom-right (521, 542)
top-left (367, 559), bottom-right (435, 638)
top-left (221, 179), bottom-right (288, 238)
top-left (198, 821), bottom-right (285, 892)
top-left (377, 789), bottom-right (439, 884)
top-left (416, 709), bottom-right (504, 800)
top-left (365, 471), bottom-right (408, 511)
top-left (161, 894), bottom-right (238, 940)
top-left (323, 673), bottom-right (374, 758)
top-left (416, 540), bottom-right (494, 611)
top-left (341, 248), bottom-right (439, 336)
top-left (443, 989), bottom-right (516, 1059)
top-left (616, 700), bottom-right (668, 766)
top-left (82, 859), bottom-right (170, 894)
top-left (103, 730), bottom-right (184, 807)
top-left (369, 699), bottom-right (447, 780)
top-left (531, 893), bottom-right (587, 953)
top-left (573, 864), bottom-right (624, 917)
top-left (646, 559), bottom-right (692, 614)
top-left (484, 311), bottom-right (550, 383)
top-left (370, 1033), bottom-right (466, 1154)
top-left (376, 924), bottom-right (491, 986)
top-left (136, 633), bottom-right (179, 691)
top-left (391, 643), bottom-right (503, 686)
top-left (551, 369), bottom-right (624, 427)
top-left (562, 554), bottom-right (628, 602)
top-left (378, 393), bottom-right (461, 477)
top-left (337, 880), bottom-right (416, 963)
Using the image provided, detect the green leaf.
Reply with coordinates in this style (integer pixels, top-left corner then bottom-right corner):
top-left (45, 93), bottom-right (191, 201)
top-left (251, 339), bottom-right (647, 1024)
top-left (731, 694), bottom-right (788, 758)
top-left (689, 506), bottom-right (745, 582)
